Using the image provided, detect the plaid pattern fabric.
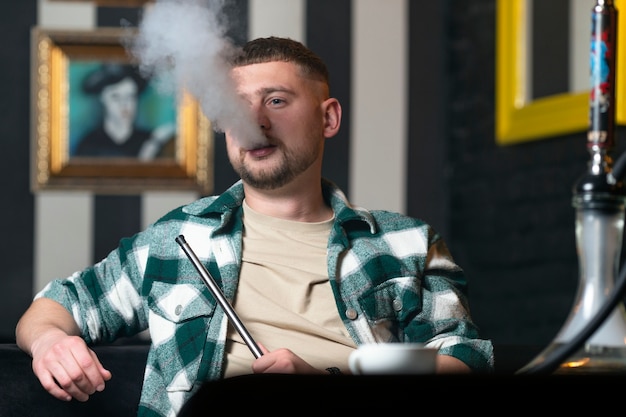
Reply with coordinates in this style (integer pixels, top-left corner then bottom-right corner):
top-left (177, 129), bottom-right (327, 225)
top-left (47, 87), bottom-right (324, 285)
top-left (37, 179), bottom-right (494, 417)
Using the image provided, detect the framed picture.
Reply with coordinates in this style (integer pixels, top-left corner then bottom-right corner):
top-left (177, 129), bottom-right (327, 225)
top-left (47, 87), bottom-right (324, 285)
top-left (31, 27), bottom-right (213, 194)
top-left (496, 0), bottom-right (626, 145)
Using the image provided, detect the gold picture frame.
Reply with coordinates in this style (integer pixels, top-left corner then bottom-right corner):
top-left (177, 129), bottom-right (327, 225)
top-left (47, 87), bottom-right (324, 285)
top-left (496, 0), bottom-right (626, 145)
top-left (31, 27), bottom-right (213, 194)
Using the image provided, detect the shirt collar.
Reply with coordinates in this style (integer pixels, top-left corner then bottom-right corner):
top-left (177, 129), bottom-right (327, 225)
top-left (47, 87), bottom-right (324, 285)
top-left (182, 178), bottom-right (377, 234)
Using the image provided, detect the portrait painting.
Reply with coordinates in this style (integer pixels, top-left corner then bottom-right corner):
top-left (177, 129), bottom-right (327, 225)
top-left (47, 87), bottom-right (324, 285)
top-left (31, 27), bottom-right (213, 194)
top-left (69, 61), bottom-right (177, 160)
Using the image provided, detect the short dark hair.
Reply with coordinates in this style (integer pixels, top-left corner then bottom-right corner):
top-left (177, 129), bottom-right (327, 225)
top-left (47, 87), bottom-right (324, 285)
top-left (231, 36), bottom-right (329, 85)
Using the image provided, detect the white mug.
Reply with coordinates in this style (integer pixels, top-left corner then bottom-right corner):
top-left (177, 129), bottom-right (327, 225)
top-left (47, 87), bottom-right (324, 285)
top-left (348, 343), bottom-right (438, 375)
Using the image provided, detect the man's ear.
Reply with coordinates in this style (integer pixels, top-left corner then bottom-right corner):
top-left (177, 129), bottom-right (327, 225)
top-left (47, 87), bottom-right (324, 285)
top-left (322, 98), bottom-right (342, 138)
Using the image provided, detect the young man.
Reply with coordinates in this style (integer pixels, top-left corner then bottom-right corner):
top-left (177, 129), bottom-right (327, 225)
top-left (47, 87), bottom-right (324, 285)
top-left (16, 37), bottom-right (494, 417)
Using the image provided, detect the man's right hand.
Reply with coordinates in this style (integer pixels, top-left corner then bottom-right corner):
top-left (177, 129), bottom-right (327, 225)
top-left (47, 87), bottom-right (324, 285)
top-left (15, 298), bottom-right (112, 402)
top-left (30, 332), bottom-right (112, 402)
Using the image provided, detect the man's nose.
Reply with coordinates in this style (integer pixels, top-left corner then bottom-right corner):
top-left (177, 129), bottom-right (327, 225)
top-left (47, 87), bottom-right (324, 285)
top-left (257, 110), bottom-right (271, 130)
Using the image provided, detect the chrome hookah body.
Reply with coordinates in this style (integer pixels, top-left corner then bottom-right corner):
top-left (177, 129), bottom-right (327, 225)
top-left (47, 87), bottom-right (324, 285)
top-left (553, 145), bottom-right (626, 372)
top-left (519, 0), bottom-right (626, 374)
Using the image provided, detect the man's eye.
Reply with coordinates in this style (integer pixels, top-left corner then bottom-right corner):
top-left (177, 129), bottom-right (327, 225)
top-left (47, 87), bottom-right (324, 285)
top-left (269, 98), bottom-right (284, 105)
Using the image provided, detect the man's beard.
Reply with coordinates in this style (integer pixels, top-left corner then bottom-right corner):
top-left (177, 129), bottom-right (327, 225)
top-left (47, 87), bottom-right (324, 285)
top-left (238, 162), bottom-right (293, 190)
top-left (233, 147), bottom-right (316, 190)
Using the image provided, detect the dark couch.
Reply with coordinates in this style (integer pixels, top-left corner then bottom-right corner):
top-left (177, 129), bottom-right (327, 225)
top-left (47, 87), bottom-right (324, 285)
top-left (0, 342), bottom-right (566, 416)
top-left (0, 343), bottom-right (148, 417)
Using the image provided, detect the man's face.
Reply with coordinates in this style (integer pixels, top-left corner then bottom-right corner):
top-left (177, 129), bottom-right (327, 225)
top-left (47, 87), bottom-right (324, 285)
top-left (225, 61), bottom-right (329, 190)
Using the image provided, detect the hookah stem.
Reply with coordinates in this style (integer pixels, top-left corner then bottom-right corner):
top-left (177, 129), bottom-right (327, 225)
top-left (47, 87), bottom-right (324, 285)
top-left (175, 235), bottom-right (264, 359)
top-left (588, 0), bottom-right (617, 152)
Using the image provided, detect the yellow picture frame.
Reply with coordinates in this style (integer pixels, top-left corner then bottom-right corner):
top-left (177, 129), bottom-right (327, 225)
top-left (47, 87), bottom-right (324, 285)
top-left (496, 0), bottom-right (626, 145)
top-left (30, 27), bottom-right (213, 194)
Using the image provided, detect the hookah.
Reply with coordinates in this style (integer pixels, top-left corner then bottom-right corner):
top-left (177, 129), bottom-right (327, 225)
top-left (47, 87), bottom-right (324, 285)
top-left (518, 0), bottom-right (626, 374)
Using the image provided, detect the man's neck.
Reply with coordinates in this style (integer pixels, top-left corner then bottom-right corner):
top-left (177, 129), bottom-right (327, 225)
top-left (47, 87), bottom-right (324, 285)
top-left (242, 180), bottom-right (333, 223)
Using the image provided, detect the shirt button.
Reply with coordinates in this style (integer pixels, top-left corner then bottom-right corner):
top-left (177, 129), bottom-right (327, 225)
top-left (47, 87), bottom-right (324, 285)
top-left (175, 305), bottom-right (183, 315)
top-left (392, 298), bottom-right (403, 311)
top-left (346, 308), bottom-right (357, 320)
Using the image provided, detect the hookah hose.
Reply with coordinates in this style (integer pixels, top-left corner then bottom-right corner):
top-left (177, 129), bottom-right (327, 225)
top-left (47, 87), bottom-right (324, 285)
top-left (517, 150), bottom-right (626, 375)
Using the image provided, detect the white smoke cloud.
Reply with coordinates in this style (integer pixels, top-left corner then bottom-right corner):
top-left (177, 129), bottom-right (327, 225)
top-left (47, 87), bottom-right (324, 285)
top-left (128, 0), bottom-right (265, 149)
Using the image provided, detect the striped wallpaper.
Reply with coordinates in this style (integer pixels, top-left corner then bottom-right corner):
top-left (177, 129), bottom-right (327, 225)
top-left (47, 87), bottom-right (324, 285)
top-left (34, 0), bottom-right (410, 293)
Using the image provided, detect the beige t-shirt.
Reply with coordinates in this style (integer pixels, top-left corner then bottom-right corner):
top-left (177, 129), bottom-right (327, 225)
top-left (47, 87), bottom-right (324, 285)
top-left (223, 200), bottom-right (356, 377)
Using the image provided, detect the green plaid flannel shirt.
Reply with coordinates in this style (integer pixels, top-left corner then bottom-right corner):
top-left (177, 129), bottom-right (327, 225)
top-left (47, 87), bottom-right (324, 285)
top-left (36, 179), bottom-right (494, 417)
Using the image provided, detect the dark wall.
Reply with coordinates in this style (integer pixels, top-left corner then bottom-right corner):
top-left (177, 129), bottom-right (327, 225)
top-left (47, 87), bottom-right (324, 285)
top-left (0, 1), bottom-right (36, 343)
top-left (407, 1), bottom-right (449, 238)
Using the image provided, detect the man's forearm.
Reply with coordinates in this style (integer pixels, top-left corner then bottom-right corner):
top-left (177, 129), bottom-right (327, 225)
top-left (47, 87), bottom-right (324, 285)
top-left (15, 297), bottom-right (81, 355)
